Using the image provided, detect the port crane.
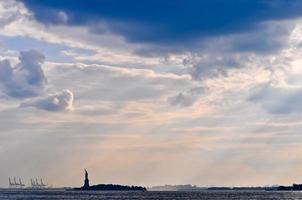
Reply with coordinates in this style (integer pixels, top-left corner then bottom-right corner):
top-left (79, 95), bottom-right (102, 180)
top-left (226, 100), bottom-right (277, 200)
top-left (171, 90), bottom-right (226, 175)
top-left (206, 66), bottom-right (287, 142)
top-left (31, 178), bottom-right (47, 188)
top-left (8, 177), bottom-right (25, 188)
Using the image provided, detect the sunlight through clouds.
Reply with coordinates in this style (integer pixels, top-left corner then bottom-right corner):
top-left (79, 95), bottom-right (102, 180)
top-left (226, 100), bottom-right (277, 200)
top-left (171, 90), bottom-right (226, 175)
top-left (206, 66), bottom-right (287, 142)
top-left (1, 0), bottom-right (302, 188)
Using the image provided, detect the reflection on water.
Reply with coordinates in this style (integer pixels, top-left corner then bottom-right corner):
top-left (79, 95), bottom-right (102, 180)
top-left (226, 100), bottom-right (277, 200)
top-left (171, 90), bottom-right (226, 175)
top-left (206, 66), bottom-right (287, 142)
top-left (0, 189), bottom-right (300, 200)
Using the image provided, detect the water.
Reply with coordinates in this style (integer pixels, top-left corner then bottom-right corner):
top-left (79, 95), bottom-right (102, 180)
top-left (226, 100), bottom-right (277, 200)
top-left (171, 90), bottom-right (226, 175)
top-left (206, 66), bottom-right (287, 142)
top-left (1, 189), bottom-right (302, 200)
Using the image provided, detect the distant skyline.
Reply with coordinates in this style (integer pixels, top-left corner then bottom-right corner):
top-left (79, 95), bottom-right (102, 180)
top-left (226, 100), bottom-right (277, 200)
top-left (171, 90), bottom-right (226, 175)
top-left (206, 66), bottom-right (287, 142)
top-left (1, 0), bottom-right (302, 187)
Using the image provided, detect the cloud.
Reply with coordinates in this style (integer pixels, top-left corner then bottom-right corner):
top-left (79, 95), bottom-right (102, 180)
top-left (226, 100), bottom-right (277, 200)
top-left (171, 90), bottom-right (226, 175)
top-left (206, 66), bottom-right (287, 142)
top-left (46, 63), bottom-right (191, 103)
top-left (0, 49), bottom-right (74, 112)
top-left (0, 0), bottom-right (25, 27)
top-left (181, 19), bottom-right (296, 80)
top-left (189, 55), bottom-right (244, 80)
top-left (132, 19), bottom-right (296, 58)
top-left (20, 0), bottom-right (302, 52)
top-left (168, 93), bottom-right (196, 107)
top-left (20, 89), bottom-right (74, 111)
top-left (248, 83), bottom-right (302, 114)
top-left (168, 87), bottom-right (205, 107)
top-left (0, 49), bottom-right (46, 98)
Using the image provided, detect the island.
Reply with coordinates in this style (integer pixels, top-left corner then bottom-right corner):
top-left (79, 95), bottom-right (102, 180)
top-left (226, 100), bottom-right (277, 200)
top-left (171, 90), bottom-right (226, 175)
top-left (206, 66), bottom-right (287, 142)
top-left (277, 184), bottom-right (302, 191)
top-left (73, 169), bottom-right (146, 191)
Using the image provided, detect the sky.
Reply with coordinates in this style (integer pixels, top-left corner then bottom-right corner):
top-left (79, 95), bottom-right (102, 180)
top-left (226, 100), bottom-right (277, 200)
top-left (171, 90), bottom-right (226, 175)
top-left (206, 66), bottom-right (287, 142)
top-left (1, 0), bottom-right (302, 188)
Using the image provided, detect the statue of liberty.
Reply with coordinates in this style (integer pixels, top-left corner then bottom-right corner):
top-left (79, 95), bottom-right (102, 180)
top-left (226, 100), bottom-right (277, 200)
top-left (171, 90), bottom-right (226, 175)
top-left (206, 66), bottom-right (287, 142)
top-left (83, 169), bottom-right (90, 189)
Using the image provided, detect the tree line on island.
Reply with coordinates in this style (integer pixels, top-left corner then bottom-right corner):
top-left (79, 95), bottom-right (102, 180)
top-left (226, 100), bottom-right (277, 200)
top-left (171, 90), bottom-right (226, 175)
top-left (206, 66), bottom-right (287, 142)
top-left (73, 169), bottom-right (146, 191)
top-left (72, 169), bottom-right (302, 192)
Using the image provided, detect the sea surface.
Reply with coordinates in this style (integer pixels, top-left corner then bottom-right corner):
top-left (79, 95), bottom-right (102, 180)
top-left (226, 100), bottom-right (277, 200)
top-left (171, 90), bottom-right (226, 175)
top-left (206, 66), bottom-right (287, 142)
top-left (1, 189), bottom-right (302, 200)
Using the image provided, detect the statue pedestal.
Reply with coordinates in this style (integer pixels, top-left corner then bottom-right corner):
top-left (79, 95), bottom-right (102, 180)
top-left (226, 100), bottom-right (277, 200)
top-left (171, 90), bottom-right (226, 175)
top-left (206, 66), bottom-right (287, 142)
top-left (83, 179), bottom-right (89, 189)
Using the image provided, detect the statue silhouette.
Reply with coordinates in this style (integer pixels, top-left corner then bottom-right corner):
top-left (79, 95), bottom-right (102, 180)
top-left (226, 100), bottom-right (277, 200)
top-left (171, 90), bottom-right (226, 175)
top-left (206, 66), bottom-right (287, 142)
top-left (83, 169), bottom-right (90, 188)
top-left (75, 169), bottom-right (146, 191)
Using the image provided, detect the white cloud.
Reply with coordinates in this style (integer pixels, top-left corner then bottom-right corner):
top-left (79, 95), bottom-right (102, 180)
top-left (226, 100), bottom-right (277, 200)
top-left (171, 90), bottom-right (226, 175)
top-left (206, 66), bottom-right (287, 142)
top-left (0, 0), bottom-right (26, 27)
top-left (248, 82), bottom-right (302, 114)
top-left (20, 89), bottom-right (74, 111)
top-left (0, 49), bottom-right (46, 98)
top-left (44, 62), bottom-right (192, 103)
top-left (0, 49), bottom-right (75, 112)
top-left (57, 11), bottom-right (68, 24)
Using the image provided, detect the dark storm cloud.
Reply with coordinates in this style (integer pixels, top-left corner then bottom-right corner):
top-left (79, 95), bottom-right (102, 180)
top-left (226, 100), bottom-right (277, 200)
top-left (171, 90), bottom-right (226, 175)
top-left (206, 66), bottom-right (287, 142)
top-left (19, 0), bottom-right (302, 54)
